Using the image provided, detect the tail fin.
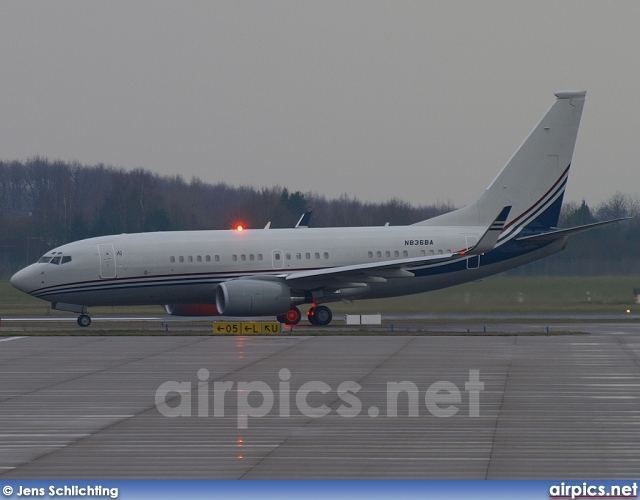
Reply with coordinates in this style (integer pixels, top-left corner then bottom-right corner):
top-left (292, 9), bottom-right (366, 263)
top-left (416, 91), bottom-right (586, 236)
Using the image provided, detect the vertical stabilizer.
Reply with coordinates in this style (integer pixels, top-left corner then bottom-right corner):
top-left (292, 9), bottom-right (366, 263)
top-left (416, 91), bottom-right (586, 236)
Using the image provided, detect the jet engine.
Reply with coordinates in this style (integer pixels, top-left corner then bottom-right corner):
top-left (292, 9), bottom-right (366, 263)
top-left (216, 279), bottom-right (304, 316)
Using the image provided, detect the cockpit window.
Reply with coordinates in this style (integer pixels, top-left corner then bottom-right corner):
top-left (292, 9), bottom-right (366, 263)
top-left (37, 254), bottom-right (72, 264)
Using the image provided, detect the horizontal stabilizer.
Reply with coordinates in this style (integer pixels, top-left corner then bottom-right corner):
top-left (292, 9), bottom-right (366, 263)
top-left (516, 217), bottom-right (631, 244)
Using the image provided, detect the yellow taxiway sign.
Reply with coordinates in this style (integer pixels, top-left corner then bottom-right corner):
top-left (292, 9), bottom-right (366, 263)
top-left (213, 321), bottom-right (281, 335)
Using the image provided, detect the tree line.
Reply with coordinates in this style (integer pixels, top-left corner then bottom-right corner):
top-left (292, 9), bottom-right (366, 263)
top-left (0, 157), bottom-right (637, 277)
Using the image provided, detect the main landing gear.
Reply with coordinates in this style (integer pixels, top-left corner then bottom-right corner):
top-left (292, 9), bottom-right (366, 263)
top-left (278, 304), bottom-right (333, 326)
top-left (307, 305), bottom-right (333, 326)
top-left (277, 306), bottom-right (302, 325)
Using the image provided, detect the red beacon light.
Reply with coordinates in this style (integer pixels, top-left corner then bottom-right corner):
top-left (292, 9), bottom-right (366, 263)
top-left (235, 224), bottom-right (244, 232)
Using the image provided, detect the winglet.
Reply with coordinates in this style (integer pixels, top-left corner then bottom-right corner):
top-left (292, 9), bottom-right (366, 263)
top-left (464, 206), bottom-right (511, 255)
top-left (295, 211), bottom-right (313, 229)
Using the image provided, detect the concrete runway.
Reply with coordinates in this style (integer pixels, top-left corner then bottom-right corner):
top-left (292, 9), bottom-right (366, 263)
top-left (3, 312), bottom-right (640, 336)
top-left (1, 326), bottom-right (640, 479)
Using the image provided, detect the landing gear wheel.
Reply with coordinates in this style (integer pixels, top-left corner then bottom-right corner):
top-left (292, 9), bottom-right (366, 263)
top-left (277, 306), bottom-right (302, 325)
top-left (77, 314), bottom-right (92, 327)
top-left (307, 305), bottom-right (332, 326)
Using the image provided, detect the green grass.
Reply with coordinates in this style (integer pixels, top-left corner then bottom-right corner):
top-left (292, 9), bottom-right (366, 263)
top-left (331, 275), bottom-right (640, 315)
top-left (1, 275), bottom-right (639, 318)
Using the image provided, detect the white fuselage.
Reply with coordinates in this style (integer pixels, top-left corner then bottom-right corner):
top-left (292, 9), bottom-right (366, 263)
top-left (10, 91), bottom-right (589, 321)
top-left (10, 224), bottom-right (561, 308)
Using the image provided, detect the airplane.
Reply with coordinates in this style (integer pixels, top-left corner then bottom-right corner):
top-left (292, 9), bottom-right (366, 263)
top-left (10, 91), bottom-right (627, 327)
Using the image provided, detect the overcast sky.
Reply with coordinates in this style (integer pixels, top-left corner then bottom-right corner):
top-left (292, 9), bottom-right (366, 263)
top-left (1, 1), bottom-right (638, 207)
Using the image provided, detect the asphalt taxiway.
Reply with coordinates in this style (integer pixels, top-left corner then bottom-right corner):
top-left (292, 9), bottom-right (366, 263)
top-left (1, 325), bottom-right (640, 479)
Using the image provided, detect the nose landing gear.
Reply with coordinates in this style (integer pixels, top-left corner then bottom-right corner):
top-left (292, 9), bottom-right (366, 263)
top-left (51, 302), bottom-right (92, 327)
top-left (77, 314), bottom-right (92, 327)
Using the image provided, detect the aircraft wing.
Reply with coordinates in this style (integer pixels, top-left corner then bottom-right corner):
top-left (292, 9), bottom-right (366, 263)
top-left (284, 250), bottom-right (459, 283)
top-left (515, 217), bottom-right (631, 244)
top-left (283, 206), bottom-right (511, 287)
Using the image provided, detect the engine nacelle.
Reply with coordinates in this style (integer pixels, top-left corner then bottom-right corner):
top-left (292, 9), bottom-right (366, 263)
top-left (216, 279), bottom-right (300, 316)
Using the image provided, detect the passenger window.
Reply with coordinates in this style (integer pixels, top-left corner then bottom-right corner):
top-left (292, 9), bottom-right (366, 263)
top-left (241, 254), bottom-right (246, 261)
top-left (61, 256), bottom-right (72, 264)
top-left (368, 251), bottom-right (373, 258)
top-left (197, 255), bottom-right (202, 262)
top-left (188, 256), bottom-right (193, 262)
top-left (179, 256), bottom-right (184, 263)
top-left (324, 252), bottom-right (329, 259)
top-left (206, 255), bottom-right (211, 262)
top-left (286, 253), bottom-right (291, 260)
top-left (420, 250), bottom-right (426, 256)
top-left (232, 255), bottom-right (237, 261)
top-left (305, 253), bottom-right (311, 259)
top-left (170, 256), bottom-right (175, 263)
top-left (376, 251), bottom-right (382, 258)
top-left (258, 254), bottom-right (263, 261)
top-left (402, 250), bottom-right (408, 257)
top-left (394, 251), bottom-right (399, 257)
top-left (429, 250), bottom-right (434, 256)
top-left (250, 254), bottom-right (255, 261)
top-left (296, 253), bottom-right (302, 260)
top-left (385, 251), bottom-right (390, 258)
top-left (315, 252), bottom-right (320, 259)
top-left (437, 250), bottom-right (443, 255)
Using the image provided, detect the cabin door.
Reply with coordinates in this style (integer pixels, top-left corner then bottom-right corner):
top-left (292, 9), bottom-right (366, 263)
top-left (465, 236), bottom-right (480, 269)
top-left (97, 244), bottom-right (117, 279)
top-left (272, 249), bottom-right (284, 269)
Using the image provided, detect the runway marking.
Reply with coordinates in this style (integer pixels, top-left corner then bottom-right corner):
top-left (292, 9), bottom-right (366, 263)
top-left (0, 434), bottom-right (91, 438)
top-left (5, 317), bottom-right (164, 322)
top-left (0, 336), bottom-right (26, 343)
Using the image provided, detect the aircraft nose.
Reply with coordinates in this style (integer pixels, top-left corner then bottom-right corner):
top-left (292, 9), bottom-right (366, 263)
top-left (10, 266), bottom-right (36, 294)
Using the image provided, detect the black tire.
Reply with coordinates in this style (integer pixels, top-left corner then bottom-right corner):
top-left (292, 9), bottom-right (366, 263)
top-left (309, 305), bottom-right (332, 326)
top-left (278, 306), bottom-right (302, 325)
top-left (307, 307), bottom-right (316, 325)
top-left (77, 314), bottom-right (91, 327)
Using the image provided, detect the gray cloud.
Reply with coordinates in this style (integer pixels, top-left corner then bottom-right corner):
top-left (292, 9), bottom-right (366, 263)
top-left (1, 1), bottom-right (638, 207)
